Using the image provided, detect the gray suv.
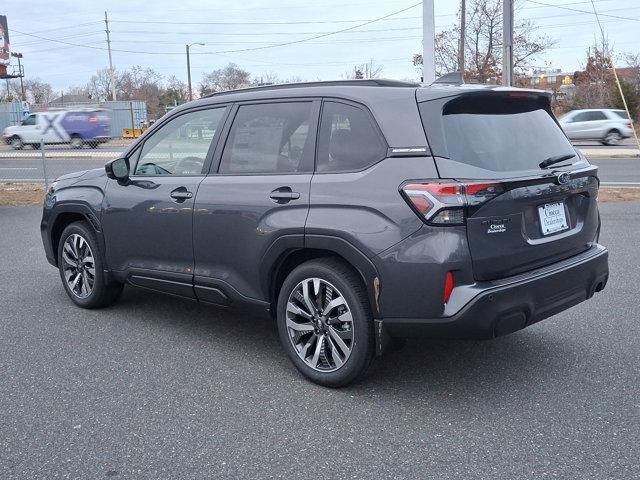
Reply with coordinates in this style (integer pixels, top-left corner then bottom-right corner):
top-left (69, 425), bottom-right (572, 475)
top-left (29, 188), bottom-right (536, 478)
top-left (41, 79), bottom-right (609, 387)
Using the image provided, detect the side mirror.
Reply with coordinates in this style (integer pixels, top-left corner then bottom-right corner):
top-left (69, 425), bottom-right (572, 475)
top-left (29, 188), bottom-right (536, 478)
top-left (105, 157), bottom-right (130, 181)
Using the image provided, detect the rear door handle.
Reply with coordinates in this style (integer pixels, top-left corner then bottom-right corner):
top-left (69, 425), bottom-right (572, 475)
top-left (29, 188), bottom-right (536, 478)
top-left (270, 187), bottom-right (300, 203)
top-left (170, 188), bottom-right (193, 200)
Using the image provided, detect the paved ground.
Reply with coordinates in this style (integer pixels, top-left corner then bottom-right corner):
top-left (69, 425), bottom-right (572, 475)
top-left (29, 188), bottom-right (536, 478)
top-left (591, 158), bottom-right (640, 185)
top-left (0, 204), bottom-right (638, 479)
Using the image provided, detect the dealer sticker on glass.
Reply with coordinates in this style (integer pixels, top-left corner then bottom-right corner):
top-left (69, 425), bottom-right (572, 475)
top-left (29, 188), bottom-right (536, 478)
top-left (538, 201), bottom-right (569, 235)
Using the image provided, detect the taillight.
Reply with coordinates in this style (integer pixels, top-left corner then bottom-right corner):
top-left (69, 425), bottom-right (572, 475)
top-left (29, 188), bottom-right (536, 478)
top-left (401, 181), bottom-right (503, 225)
top-left (626, 123), bottom-right (633, 129)
top-left (89, 115), bottom-right (97, 123)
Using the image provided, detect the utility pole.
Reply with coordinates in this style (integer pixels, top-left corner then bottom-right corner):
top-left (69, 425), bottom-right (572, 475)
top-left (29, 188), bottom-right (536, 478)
top-left (186, 42), bottom-right (204, 101)
top-left (10, 52), bottom-right (25, 101)
top-left (458, 0), bottom-right (466, 73)
top-left (502, 0), bottom-right (514, 86)
top-left (104, 11), bottom-right (117, 101)
top-left (422, 0), bottom-right (436, 84)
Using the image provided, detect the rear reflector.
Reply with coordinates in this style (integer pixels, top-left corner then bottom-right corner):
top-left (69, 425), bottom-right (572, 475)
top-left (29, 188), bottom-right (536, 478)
top-left (401, 181), bottom-right (503, 225)
top-left (443, 271), bottom-right (454, 303)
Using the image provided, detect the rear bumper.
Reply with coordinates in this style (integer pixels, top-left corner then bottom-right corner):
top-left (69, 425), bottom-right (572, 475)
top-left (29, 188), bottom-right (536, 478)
top-left (378, 244), bottom-right (608, 343)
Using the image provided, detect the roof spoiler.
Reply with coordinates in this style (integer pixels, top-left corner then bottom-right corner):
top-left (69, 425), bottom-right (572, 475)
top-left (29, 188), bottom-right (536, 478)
top-left (431, 72), bottom-right (465, 86)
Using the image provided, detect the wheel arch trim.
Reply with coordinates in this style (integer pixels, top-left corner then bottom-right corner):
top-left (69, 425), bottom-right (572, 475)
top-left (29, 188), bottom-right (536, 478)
top-left (261, 234), bottom-right (382, 318)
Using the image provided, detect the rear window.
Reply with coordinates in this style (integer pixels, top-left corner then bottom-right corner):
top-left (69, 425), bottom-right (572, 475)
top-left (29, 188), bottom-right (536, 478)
top-left (423, 95), bottom-right (576, 174)
top-left (612, 110), bottom-right (629, 119)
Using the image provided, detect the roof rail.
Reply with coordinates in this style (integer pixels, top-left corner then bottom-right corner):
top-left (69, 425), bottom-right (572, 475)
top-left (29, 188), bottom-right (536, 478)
top-left (431, 72), bottom-right (465, 86)
top-left (203, 79), bottom-right (419, 98)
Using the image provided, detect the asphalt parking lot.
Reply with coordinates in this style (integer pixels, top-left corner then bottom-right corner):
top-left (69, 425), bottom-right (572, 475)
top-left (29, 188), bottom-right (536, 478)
top-left (1, 204), bottom-right (638, 479)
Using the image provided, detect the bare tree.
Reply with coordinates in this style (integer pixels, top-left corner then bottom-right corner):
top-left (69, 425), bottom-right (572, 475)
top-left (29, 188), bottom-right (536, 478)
top-left (343, 59), bottom-right (384, 80)
top-left (159, 75), bottom-right (188, 110)
top-left (10, 78), bottom-right (54, 104)
top-left (86, 68), bottom-right (118, 101)
top-left (624, 52), bottom-right (640, 89)
top-left (199, 63), bottom-right (251, 96)
top-left (422, 0), bottom-right (554, 82)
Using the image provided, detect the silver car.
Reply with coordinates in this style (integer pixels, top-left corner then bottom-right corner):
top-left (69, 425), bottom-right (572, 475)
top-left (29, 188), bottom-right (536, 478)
top-left (559, 109), bottom-right (633, 145)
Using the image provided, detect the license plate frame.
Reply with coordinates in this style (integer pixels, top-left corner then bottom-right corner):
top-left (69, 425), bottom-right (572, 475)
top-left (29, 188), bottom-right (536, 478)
top-left (538, 201), bottom-right (569, 235)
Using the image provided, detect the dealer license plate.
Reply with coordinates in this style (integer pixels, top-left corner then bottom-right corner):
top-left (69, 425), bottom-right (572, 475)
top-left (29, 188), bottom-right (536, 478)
top-left (538, 201), bottom-right (569, 235)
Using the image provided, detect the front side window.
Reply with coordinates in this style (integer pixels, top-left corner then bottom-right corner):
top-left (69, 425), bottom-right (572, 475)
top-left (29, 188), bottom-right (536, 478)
top-left (134, 107), bottom-right (226, 176)
top-left (219, 102), bottom-right (314, 174)
top-left (572, 112), bottom-right (591, 122)
top-left (316, 101), bottom-right (386, 173)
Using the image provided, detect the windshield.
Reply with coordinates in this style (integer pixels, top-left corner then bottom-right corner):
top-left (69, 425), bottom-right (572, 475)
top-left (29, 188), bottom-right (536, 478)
top-left (427, 95), bottom-right (578, 175)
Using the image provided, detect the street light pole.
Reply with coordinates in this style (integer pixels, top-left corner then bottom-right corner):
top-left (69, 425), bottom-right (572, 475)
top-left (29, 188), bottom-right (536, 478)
top-left (502, 0), bottom-right (514, 86)
top-left (186, 42), bottom-right (204, 101)
top-left (422, 0), bottom-right (436, 84)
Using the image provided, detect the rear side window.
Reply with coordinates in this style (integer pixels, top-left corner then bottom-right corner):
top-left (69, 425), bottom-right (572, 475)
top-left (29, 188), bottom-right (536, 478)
top-left (219, 102), bottom-right (314, 174)
top-left (316, 101), bottom-right (386, 173)
top-left (423, 94), bottom-right (576, 174)
top-left (612, 110), bottom-right (629, 119)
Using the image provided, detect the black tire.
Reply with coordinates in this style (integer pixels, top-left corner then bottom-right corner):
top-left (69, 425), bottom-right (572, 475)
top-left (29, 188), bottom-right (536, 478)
top-left (9, 136), bottom-right (23, 150)
top-left (276, 258), bottom-right (375, 387)
top-left (69, 134), bottom-right (84, 149)
top-left (88, 141), bottom-right (98, 149)
top-left (57, 221), bottom-right (123, 309)
top-left (603, 129), bottom-right (622, 146)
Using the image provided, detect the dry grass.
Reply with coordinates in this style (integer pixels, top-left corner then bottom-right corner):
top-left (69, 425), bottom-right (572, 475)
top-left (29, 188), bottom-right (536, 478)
top-left (598, 187), bottom-right (640, 202)
top-left (0, 183), bottom-right (46, 206)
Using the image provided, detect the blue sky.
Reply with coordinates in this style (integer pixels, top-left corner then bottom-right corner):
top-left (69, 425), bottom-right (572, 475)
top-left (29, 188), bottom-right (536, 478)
top-left (2, 0), bottom-right (639, 92)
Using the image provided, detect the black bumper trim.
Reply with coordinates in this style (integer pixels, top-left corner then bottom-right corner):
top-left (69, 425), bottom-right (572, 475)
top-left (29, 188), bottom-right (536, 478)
top-left (380, 245), bottom-right (609, 341)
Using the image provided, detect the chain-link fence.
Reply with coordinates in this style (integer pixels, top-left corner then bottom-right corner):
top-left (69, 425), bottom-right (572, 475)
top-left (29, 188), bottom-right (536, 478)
top-left (0, 100), bottom-right (148, 137)
top-left (0, 141), bottom-right (120, 185)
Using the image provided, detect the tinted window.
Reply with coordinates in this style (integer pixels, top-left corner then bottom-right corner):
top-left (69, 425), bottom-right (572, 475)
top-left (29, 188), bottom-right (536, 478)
top-left (612, 110), bottom-right (629, 119)
top-left (22, 114), bottom-right (36, 126)
top-left (134, 108), bottom-right (225, 176)
top-left (427, 95), bottom-right (575, 174)
top-left (317, 101), bottom-right (386, 173)
top-left (573, 111), bottom-right (607, 122)
top-left (219, 102), bottom-right (314, 174)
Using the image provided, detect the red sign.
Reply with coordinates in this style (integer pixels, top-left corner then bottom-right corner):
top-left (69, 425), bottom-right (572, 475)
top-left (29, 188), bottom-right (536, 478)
top-left (0, 15), bottom-right (9, 66)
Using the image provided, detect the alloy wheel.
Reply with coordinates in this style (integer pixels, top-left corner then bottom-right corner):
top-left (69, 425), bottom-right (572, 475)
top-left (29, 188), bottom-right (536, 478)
top-left (285, 277), bottom-right (354, 372)
top-left (61, 234), bottom-right (95, 298)
top-left (605, 131), bottom-right (621, 145)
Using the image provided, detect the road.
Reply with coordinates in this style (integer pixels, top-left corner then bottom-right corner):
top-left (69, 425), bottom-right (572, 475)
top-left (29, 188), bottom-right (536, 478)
top-left (0, 203), bottom-right (638, 479)
top-left (1, 155), bottom-right (639, 184)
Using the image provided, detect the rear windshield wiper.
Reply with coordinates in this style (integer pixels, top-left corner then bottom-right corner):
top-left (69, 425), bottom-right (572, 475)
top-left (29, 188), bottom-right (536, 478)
top-left (539, 153), bottom-right (576, 169)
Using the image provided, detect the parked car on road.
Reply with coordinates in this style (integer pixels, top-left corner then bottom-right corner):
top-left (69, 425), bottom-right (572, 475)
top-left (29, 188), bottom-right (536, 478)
top-left (41, 80), bottom-right (609, 387)
top-left (2, 108), bottom-right (111, 150)
top-left (558, 108), bottom-right (633, 145)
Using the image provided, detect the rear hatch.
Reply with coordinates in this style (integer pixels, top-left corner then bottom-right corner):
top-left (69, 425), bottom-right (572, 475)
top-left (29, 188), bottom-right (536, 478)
top-left (418, 89), bottom-right (600, 281)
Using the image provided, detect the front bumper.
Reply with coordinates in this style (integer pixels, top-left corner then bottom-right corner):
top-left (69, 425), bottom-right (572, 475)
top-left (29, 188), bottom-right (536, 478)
top-left (377, 244), bottom-right (608, 345)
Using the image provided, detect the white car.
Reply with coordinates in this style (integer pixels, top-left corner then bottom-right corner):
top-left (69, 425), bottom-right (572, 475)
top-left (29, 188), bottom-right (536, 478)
top-left (558, 109), bottom-right (633, 145)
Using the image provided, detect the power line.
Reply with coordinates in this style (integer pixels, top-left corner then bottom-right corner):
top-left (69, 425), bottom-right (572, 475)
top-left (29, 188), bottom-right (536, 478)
top-left (525, 0), bottom-right (640, 22)
top-left (9, 2), bottom-right (422, 56)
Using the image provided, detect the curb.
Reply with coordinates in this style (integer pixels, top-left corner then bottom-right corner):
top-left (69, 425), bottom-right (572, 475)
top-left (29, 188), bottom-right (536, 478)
top-left (579, 148), bottom-right (640, 159)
